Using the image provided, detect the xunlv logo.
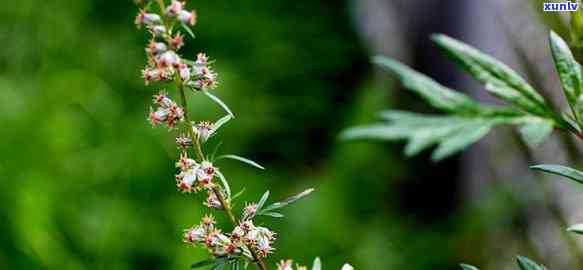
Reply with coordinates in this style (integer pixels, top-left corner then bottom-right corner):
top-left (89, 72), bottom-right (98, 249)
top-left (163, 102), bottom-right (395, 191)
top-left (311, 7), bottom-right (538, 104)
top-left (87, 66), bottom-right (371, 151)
top-left (543, 1), bottom-right (579, 11)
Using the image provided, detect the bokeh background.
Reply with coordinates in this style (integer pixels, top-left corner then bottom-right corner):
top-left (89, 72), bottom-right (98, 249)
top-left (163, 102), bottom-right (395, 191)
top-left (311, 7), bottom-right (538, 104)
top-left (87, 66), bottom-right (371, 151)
top-left (3, 0), bottom-right (583, 269)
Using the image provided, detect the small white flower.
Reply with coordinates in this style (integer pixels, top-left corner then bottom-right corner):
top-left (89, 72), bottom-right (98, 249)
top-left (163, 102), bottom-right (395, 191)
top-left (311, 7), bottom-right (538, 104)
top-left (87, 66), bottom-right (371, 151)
top-left (177, 10), bottom-right (196, 25)
top-left (165, 0), bottom-right (183, 16)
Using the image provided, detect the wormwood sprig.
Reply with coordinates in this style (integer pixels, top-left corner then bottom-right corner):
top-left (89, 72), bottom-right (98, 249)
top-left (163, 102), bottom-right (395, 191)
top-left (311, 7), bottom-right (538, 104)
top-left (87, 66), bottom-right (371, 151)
top-left (342, 28), bottom-right (583, 269)
top-left (133, 1), bottom-right (351, 269)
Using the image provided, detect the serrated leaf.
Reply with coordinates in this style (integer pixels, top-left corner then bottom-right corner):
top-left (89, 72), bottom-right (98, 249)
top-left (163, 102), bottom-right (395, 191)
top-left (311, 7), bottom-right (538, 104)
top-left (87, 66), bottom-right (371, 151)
top-left (261, 188), bottom-right (315, 212)
top-left (460, 264), bottom-right (479, 270)
top-left (431, 120), bottom-right (494, 161)
top-left (312, 257), bottom-right (322, 270)
top-left (372, 57), bottom-right (482, 115)
top-left (518, 118), bottom-right (554, 148)
top-left (203, 91), bottom-right (234, 118)
top-left (530, 164), bottom-right (583, 185)
top-left (567, 224), bottom-right (583, 235)
top-left (215, 170), bottom-right (232, 199)
top-left (217, 154), bottom-right (265, 170)
top-left (257, 191), bottom-right (270, 210)
top-left (432, 34), bottom-right (550, 117)
top-left (516, 256), bottom-right (546, 270)
top-left (550, 31), bottom-right (583, 107)
top-left (259, 212), bottom-right (284, 218)
top-left (340, 264), bottom-right (354, 270)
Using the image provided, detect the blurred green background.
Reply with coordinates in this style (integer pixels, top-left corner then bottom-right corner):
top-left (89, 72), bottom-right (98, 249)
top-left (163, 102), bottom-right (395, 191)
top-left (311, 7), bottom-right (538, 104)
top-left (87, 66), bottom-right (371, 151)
top-left (0, 0), bottom-right (498, 269)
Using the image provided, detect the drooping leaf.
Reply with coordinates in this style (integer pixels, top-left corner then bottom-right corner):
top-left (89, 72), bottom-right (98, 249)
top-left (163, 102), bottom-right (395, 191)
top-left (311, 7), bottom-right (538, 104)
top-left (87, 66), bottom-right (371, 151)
top-left (216, 154), bottom-right (265, 170)
top-left (230, 188), bottom-right (246, 203)
top-left (518, 118), bottom-right (554, 148)
top-left (530, 164), bottom-right (583, 185)
top-left (203, 90), bottom-right (234, 117)
top-left (212, 115), bottom-right (233, 135)
top-left (549, 31), bottom-right (583, 108)
top-left (432, 34), bottom-right (550, 117)
top-left (516, 256), bottom-right (546, 270)
top-left (312, 257), bottom-right (322, 270)
top-left (567, 224), bottom-right (583, 235)
top-left (460, 264), bottom-right (479, 270)
top-left (261, 188), bottom-right (315, 213)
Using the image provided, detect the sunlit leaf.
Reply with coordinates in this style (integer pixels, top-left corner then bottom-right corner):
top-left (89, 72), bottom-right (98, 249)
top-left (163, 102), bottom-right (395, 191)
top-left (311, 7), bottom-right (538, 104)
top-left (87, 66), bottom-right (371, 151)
top-left (258, 212), bottom-right (284, 218)
top-left (460, 264), bottom-right (479, 270)
top-left (567, 224), bottom-right (583, 235)
top-left (431, 120), bottom-right (493, 161)
top-left (340, 264), bottom-right (354, 270)
top-left (549, 31), bottom-right (583, 109)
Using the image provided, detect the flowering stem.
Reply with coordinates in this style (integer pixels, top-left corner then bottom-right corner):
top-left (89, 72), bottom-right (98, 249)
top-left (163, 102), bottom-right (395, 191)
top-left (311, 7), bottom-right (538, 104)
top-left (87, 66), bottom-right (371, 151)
top-left (175, 77), bottom-right (268, 270)
top-left (211, 186), bottom-right (269, 270)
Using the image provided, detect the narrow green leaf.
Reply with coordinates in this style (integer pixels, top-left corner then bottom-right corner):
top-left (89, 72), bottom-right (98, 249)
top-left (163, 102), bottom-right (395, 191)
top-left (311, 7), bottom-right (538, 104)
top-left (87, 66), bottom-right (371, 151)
top-left (215, 170), bottom-right (232, 199)
top-left (567, 224), bottom-right (583, 235)
top-left (530, 164), bottom-right (583, 185)
top-left (432, 34), bottom-right (549, 116)
top-left (312, 257), bottom-right (322, 270)
top-left (181, 23), bottom-right (196, 39)
top-left (217, 154), bottom-right (265, 170)
top-left (372, 57), bottom-right (482, 114)
top-left (516, 256), bottom-right (546, 270)
top-left (460, 264), bottom-right (479, 270)
top-left (203, 91), bottom-right (234, 117)
top-left (432, 121), bottom-right (493, 161)
top-left (261, 188), bottom-right (315, 212)
top-left (212, 115), bottom-right (233, 135)
top-left (230, 188), bottom-right (246, 203)
top-left (518, 118), bottom-right (554, 148)
top-left (259, 212), bottom-right (284, 218)
top-left (257, 191), bottom-right (270, 210)
top-left (549, 31), bottom-right (583, 107)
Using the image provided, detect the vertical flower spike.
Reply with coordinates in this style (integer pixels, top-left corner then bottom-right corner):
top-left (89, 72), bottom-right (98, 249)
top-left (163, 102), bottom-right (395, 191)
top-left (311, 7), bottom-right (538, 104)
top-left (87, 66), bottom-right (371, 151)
top-left (133, 2), bottom-right (317, 269)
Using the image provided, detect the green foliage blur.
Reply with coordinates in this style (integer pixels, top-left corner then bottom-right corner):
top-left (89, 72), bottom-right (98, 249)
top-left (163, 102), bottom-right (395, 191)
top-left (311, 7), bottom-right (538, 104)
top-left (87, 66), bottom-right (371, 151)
top-left (0, 0), bottom-right (488, 269)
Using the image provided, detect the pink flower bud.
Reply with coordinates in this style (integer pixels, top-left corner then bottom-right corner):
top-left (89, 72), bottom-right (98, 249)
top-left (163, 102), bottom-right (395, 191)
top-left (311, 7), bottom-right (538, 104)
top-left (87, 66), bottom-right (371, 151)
top-left (165, 0), bottom-right (183, 16)
top-left (146, 41), bottom-right (167, 56)
top-left (149, 25), bottom-right (166, 37)
top-left (195, 53), bottom-right (209, 65)
top-left (204, 191), bottom-right (223, 209)
top-left (135, 10), bottom-right (161, 27)
top-left (178, 63), bottom-right (191, 82)
top-left (242, 203), bottom-right (258, 220)
top-left (168, 33), bottom-right (184, 49)
top-left (177, 10), bottom-right (196, 26)
top-left (157, 51), bottom-right (181, 68)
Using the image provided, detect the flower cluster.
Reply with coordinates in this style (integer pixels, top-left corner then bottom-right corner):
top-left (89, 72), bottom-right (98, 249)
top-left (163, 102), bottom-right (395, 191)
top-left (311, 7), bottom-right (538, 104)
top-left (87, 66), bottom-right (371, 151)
top-left (149, 91), bottom-right (184, 128)
top-left (183, 217), bottom-right (276, 259)
top-left (175, 154), bottom-right (215, 192)
top-left (137, 1), bottom-right (217, 89)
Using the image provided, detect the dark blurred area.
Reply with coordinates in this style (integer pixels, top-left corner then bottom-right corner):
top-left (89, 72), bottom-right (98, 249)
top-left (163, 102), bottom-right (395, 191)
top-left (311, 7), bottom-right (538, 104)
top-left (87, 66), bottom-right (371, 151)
top-left (3, 0), bottom-right (579, 269)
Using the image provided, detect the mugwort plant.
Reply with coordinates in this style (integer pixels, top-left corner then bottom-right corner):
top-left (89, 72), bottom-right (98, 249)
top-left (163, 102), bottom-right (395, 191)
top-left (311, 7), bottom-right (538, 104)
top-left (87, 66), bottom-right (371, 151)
top-left (343, 26), bottom-right (583, 270)
top-left (133, 1), bottom-right (353, 269)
